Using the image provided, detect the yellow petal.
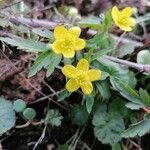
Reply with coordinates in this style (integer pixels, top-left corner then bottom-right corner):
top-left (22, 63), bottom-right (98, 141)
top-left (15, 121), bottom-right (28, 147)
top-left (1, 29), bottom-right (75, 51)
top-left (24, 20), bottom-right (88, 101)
top-left (121, 7), bottom-right (133, 17)
top-left (62, 65), bottom-right (78, 78)
top-left (87, 69), bottom-right (101, 81)
top-left (69, 26), bottom-right (81, 37)
top-left (119, 25), bottom-right (132, 31)
top-left (112, 6), bottom-right (120, 21)
top-left (75, 39), bottom-right (86, 51)
top-left (81, 82), bottom-right (93, 95)
top-left (66, 79), bottom-right (80, 92)
top-left (77, 59), bottom-right (89, 71)
top-left (128, 18), bottom-right (136, 27)
top-left (62, 48), bottom-right (75, 58)
top-left (51, 41), bottom-right (62, 54)
top-left (54, 25), bottom-right (68, 39)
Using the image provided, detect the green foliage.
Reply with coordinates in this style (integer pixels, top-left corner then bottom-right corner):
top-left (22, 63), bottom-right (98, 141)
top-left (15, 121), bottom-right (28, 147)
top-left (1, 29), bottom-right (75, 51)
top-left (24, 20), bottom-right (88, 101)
top-left (110, 78), bottom-right (150, 110)
top-left (57, 90), bottom-right (71, 102)
top-left (87, 33), bottom-right (115, 60)
top-left (122, 114), bottom-right (150, 137)
top-left (45, 109), bottom-right (63, 127)
top-left (70, 105), bottom-right (89, 126)
top-left (117, 42), bottom-right (138, 58)
top-left (92, 101), bottom-right (126, 145)
top-left (95, 80), bottom-right (111, 100)
top-left (137, 50), bottom-right (150, 65)
top-left (57, 144), bottom-right (70, 150)
top-left (0, 98), bottom-right (16, 135)
top-left (28, 51), bottom-right (51, 77)
top-left (46, 52), bottom-right (62, 77)
top-left (23, 108), bottom-right (36, 120)
top-left (32, 28), bottom-right (54, 41)
top-left (78, 16), bottom-right (101, 29)
top-left (29, 51), bottom-right (61, 77)
top-left (102, 10), bottom-right (112, 32)
top-left (0, 37), bottom-right (48, 52)
top-left (84, 94), bottom-right (94, 114)
top-left (13, 99), bottom-right (26, 113)
top-left (93, 57), bottom-right (137, 89)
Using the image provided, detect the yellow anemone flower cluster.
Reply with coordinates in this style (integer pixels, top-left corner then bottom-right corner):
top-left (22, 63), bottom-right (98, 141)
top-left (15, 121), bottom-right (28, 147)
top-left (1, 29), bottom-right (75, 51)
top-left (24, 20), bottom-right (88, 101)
top-left (52, 26), bottom-right (86, 58)
top-left (111, 6), bottom-right (136, 31)
top-left (62, 59), bottom-right (101, 95)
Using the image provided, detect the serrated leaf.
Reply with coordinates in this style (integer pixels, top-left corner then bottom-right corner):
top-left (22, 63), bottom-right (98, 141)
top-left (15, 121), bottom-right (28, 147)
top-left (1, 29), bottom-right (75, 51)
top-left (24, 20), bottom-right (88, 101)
top-left (92, 103), bottom-right (125, 145)
top-left (28, 51), bottom-right (51, 77)
top-left (85, 94), bottom-right (94, 114)
top-left (32, 28), bottom-right (54, 40)
top-left (0, 37), bottom-right (48, 52)
top-left (45, 109), bottom-right (63, 127)
top-left (0, 98), bottom-right (16, 135)
top-left (46, 53), bottom-right (62, 77)
top-left (94, 119), bottom-right (125, 145)
top-left (122, 114), bottom-right (150, 138)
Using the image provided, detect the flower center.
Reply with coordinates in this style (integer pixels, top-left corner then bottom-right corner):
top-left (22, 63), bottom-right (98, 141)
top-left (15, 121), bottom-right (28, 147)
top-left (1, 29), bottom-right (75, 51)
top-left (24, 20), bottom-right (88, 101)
top-left (118, 14), bottom-right (128, 26)
top-left (76, 72), bottom-right (89, 85)
top-left (60, 38), bottom-right (73, 50)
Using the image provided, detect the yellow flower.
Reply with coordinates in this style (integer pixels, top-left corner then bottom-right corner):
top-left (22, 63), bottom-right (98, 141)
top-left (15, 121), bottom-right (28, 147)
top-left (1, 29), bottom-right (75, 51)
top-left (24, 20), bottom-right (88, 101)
top-left (51, 26), bottom-right (86, 58)
top-left (62, 59), bottom-right (101, 95)
top-left (111, 6), bottom-right (136, 31)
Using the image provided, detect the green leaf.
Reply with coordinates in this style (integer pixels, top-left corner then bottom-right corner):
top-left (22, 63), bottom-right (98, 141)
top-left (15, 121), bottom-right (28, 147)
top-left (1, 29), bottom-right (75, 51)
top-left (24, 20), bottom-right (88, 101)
top-left (0, 98), bottom-right (16, 135)
top-left (108, 99), bottom-right (129, 119)
top-left (45, 109), bottom-right (63, 127)
top-left (32, 28), bottom-right (54, 41)
top-left (139, 88), bottom-right (150, 106)
top-left (95, 80), bottom-right (111, 100)
top-left (136, 13), bottom-right (150, 23)
top-left (110, 78), bottom-right (145, 106)
top-left (57, 90), bottom-right (71, 102)
top-left (46, 52), bottom-right (62, 77)
top-left (28, 51), bottom-right (52, 77)
top-left (85, 94), bottom-right (94, 114)
top-left (92, 103), bottom-right (125, 145)
top-left (70, 105), bottom-right (89, 126)
top-left (78, 16), bottom-right (101, 29)
top-left (0, 37), bottom-right (48, 52)
top-left (118, 42), bottom-right (137, 58)
top-left (88, 33), bottom-right (115, 57)
top-left (93, 57), bottom-right (137, 88)
top-left (122, 114), bottom-right (150, 137)
top-left (137, 50), bottom-right (150, 65)
top-left (112, 143), bottom-right (122, 150)
top-left (57, 144), bottom-right (70, 150)
top-left (92, 47), bottom-right (114, 60)
top-left (23, 108), bottom-right (36, 120)
top-left (125, 102), bottom-right (143, 110)
top-left (13, 99), bottom-right (26, 113)
top-left (102, 10), bottom-right (112, 32)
